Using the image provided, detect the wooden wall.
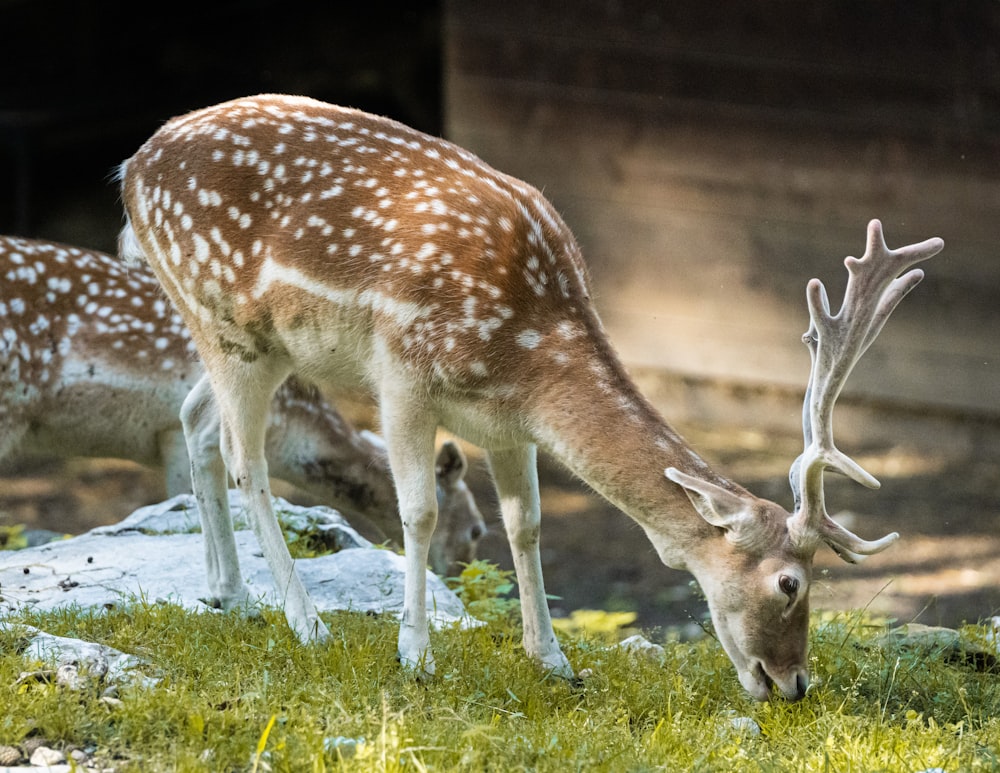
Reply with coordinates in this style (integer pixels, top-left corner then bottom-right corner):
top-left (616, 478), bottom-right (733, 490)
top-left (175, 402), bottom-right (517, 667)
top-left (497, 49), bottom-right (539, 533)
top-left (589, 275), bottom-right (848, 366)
top-left (444, 1), bottom-right (1000, 420)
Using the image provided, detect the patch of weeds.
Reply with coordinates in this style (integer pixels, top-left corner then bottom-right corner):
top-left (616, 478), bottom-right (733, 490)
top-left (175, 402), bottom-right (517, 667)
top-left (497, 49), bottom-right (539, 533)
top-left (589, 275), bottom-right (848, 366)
top-left (283, 529), bottom-right (336, 559)
top-left (447, 560), bottom-right (520, 622)
top-left (0, 524), bottom-right (27, 550)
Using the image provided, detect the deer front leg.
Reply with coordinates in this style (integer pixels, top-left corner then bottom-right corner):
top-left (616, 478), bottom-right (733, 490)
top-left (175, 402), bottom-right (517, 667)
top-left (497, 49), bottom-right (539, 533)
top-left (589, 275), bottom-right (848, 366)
top-left (488, 444), bottom-right (573, 678)
top-left (180, 376), bottom-right (254, 611)
top-left (379, 385), bottom-right (440, 676)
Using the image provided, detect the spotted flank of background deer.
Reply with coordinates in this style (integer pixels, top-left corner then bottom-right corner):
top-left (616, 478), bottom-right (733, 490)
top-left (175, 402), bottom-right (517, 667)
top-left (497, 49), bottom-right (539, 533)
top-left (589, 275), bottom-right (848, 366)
top-left (0, 235), bottom-right (485, 577)
top-left (118, 94), bottom-right (942, 700)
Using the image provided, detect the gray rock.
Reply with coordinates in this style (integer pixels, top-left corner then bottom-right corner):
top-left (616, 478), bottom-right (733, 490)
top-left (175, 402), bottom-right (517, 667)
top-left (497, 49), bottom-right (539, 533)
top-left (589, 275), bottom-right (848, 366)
top-left (0, 492), bottom-right (472, 630)
top-left (29, 746), bottom-right (66, 766)
top-left (728, 716), bottom-right (762, 737)
top-left (616, 634), bottom-right (666, 660)
top-left (874, 623), bottom-right (998, 673)
top-left (2, 623), bottom-right (154, 687)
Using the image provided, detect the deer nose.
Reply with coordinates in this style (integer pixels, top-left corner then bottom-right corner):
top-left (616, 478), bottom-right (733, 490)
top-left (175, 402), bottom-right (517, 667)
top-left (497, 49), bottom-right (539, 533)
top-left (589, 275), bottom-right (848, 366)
top-left (791, 671), bottom-right (809, 701)
top-left (469, 522), bottom-right (486, 542)
top-left (767, 665), bottom-right (809, 701)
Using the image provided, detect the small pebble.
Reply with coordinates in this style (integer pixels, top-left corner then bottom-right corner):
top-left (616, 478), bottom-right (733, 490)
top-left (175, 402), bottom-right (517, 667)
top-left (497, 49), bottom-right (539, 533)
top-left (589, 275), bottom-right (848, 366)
top-left (29, 745), bottom-right (66, 766)
top-left (617, 634), bottom-right (665, 660)
top-left (325, 736), bottom-right (364, 759)
top-left (0, 745), bottom-right (21, 765)
top-left (56, 663), bottom-right (85, 690)
top-left (19, 737), bottom-right (48, 756)
top-left (728, 716), bottom-right (762, 737)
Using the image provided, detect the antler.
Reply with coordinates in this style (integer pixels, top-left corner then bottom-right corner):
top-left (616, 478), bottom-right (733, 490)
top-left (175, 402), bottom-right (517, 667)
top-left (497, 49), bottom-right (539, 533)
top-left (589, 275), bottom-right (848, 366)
top-left (787, 219), bottom-right (944, 562)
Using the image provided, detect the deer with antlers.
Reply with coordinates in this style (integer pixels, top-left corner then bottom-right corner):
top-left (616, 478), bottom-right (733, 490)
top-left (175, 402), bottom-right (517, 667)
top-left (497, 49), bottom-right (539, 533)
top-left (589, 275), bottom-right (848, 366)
top-left (118, 94), bottom-right (942, 700)
top-left (0, 235), bottom-right (485, 576)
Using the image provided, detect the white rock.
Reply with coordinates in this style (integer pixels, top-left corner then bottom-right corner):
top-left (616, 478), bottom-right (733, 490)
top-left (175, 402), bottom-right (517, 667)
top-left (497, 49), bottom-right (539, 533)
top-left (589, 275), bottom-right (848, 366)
top-left (325, 736), bottom-right (364, 759)
top-left (877, 623), bottom-right (962, 650)
top-left (55, 663), bottom-right (86, 690)
top-left (616, 634), bottom-right (665, 660)
top-left (728, 716), bottom-right (762, 737)
top-left (0, 493), bottom-right (477, 701)
top-left (988, 616), bottom-right (1000, 653)
top-left (94, 491), bottom-right (371, 552)
top-left (29, 745), bottom-right (65, 766)
top-left (0, 492), bottom-right (471, 629)
top-left (0, 492), bottom-right (473, 627)
top-left (0, 624), bottom-right (152, 688)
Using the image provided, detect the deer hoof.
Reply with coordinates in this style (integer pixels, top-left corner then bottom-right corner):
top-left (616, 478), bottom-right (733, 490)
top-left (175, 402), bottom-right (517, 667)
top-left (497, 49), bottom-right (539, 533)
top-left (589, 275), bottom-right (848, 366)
top-left (397, 651), bottom-right (436, 680)
top-left (539, 653), bottom-right (575, 681)
top-left (290, 615), bottom-right (331, 644)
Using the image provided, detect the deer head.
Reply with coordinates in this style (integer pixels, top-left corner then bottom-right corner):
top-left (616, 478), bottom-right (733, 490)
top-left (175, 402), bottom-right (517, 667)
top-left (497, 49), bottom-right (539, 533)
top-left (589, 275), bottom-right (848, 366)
top-left (666, 220), bottom-right (942, 699)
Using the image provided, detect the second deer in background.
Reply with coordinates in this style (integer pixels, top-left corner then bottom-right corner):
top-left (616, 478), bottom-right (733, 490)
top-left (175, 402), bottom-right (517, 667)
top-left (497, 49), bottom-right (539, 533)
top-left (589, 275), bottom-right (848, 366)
top-left (0, 235), bottom-right (485, 576)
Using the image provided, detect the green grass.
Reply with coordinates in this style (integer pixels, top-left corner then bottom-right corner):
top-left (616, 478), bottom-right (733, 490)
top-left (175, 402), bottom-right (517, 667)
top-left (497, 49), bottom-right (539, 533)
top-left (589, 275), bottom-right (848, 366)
top-left (1, 567), bottom-right (998, 772)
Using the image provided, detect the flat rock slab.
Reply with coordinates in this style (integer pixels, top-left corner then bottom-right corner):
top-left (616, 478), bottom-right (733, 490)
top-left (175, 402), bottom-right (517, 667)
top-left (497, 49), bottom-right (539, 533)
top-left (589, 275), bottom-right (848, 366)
top-left (0, 623), bottom-right (155, 687)
top-left (0, 492), bottom-right (471, 629)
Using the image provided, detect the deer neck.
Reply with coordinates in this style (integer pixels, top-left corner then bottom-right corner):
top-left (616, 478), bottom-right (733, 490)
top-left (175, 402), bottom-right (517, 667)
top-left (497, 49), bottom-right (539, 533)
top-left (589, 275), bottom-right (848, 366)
top-left (527, 336), bottom-right (743, 568)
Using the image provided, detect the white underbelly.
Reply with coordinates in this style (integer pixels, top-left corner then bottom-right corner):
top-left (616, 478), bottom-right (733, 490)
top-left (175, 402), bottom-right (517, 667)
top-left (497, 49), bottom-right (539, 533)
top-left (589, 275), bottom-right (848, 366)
top-left (276, 315), bottom-right (373, 393)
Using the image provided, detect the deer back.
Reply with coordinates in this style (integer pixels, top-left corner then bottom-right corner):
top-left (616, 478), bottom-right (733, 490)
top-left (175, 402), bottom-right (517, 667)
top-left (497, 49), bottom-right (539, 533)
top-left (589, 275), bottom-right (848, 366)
top-left (118, 95), bottom-right (611, 431)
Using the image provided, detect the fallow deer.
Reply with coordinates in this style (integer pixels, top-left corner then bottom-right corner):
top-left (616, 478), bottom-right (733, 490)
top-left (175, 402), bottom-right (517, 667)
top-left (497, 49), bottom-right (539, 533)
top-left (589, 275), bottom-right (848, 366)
top-left (0, 235), bottom-right (485, 576)
top-left (118, 94), bottom-right (942, 700)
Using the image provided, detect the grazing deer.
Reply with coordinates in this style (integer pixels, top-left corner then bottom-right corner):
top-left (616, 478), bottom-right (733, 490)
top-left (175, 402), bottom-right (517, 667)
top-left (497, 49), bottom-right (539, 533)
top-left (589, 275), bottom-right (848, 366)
top-left (118, 94), bottom-right (942, 700)
top-left (0, 235), bottom-right (484, 576)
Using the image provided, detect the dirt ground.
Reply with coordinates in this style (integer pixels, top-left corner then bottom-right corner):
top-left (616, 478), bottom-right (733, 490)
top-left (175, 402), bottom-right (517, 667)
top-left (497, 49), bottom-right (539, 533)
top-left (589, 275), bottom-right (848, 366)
top-left (2, 403), bottom-right (997, 638)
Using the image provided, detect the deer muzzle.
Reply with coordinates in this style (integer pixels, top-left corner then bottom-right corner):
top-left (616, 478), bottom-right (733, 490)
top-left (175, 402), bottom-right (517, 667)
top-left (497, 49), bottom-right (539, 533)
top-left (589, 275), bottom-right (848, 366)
top-left (741, 660), bottom-right (809, 702)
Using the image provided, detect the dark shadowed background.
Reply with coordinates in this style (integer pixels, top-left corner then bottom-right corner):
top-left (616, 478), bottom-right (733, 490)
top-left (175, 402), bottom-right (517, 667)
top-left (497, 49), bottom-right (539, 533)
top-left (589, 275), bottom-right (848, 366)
top-left (2, 0), bottom-right (998, 634)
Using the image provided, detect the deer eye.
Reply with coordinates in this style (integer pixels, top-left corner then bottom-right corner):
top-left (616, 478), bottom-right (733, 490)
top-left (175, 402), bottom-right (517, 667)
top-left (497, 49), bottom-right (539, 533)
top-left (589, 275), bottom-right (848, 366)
top-left (778, 574), bottom-right (799, 597)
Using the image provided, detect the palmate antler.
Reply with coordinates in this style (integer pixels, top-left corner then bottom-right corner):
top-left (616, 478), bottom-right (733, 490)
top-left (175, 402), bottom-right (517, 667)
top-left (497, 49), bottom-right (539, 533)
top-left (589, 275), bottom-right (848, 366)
top-left (787, 220), bottom-right (944, 562)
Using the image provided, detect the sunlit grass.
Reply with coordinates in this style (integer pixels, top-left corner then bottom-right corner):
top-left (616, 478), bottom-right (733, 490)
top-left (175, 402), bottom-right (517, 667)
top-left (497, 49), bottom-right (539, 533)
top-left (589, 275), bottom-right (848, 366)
top-left (1, 565), bottom-right (998, 772)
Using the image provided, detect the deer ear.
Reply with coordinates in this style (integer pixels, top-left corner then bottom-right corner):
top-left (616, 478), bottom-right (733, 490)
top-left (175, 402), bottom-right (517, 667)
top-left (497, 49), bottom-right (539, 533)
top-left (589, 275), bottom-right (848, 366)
top-left (435, 440), bottom-right (468, 486)
top-left (665, 467), bottom-right (753, 532)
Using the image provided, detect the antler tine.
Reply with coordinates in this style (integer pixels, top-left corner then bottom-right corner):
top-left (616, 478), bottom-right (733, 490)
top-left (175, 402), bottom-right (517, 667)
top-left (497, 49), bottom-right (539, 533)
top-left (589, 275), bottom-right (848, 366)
top-left (788, 220), bottom-right (943, 560)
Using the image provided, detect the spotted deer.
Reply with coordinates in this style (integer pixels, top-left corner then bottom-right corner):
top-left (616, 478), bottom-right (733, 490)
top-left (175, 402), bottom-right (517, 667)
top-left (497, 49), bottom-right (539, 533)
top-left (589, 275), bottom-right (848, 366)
top-left (0, 235), bottom-right (484, 576)
top-left (118, 94), bottom-right (942, 700)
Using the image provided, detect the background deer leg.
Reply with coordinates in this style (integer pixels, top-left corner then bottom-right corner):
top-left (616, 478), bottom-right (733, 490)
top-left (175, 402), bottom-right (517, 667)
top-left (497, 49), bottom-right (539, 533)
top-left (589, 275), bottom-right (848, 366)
top-left (488, 445), bottom-right (573, 678)
top-left (210, 363), bottom-right (332, 644)
top-left (180, 375), bottom-right (253, 611)
top-left (0, 421), bottom-right (27, 468)
top-left (378, 385), bottom-right (439, 676)
top-left (159, 427), bottom-right (192, 497)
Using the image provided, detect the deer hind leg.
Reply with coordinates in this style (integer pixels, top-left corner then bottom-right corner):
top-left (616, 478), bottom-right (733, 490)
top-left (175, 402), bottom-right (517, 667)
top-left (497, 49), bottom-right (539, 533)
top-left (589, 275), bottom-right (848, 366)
top-left (210, 362), bottom-right (331, 644)
top-left (180, 375), bottom-right (254, 611)
top-left (488, 444), bottom-right (573, 678)
top-left (378, 383), bottom-right (440, 676)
